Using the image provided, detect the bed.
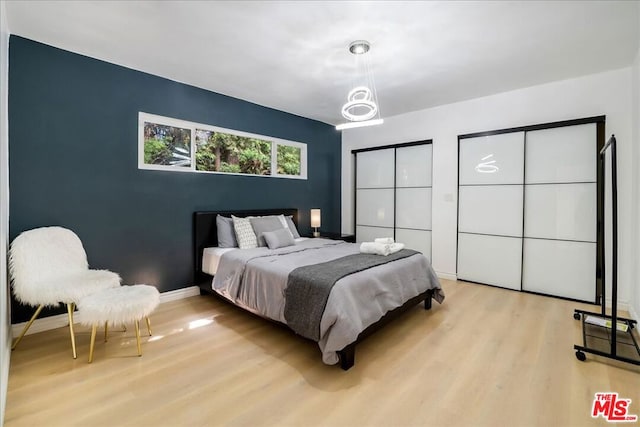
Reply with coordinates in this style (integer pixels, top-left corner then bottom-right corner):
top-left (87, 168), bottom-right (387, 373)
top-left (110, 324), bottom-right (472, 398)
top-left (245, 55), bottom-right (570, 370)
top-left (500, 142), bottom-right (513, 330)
top-left (193, 209), bottom-right (444, 370)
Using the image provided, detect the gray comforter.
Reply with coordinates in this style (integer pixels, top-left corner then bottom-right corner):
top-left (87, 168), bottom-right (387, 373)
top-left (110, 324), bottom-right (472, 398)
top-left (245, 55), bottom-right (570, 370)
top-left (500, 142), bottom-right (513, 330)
top-left (212, 238), bottom-right (443, 365)
top-left (285, 249), bottom-right (421, 341)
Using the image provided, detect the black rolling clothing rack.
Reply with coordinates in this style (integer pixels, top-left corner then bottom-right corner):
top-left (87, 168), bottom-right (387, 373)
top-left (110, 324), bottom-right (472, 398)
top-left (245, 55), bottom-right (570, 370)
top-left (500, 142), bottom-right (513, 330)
top-left (573, 135), bottom-right (640, 365)
top-left (573, 135), bottom-right (639, 365)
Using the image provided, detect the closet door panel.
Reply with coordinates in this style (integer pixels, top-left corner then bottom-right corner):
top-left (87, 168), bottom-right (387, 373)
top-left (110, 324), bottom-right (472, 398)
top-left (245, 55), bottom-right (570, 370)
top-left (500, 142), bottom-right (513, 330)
top-left (526, 123), bottom-right (596, 184)
top-left (459, 132), bottom-right (524, 185)
top-left (396, 188), bottom-right (431, 230)
top-left (524, 183), bottom-right (596, 242)
top-left (356, 225), bottom-right (394, 243)
top-left (458, 185), bottom-right (523, 237)
top-left (355, 142), bottom-right (432, 258)
top-left (396, 229), bottom-right (431, 261)
top-left (522, 239), bottom-right (596, 302)
top-left (356, 189), bottom-right (394, 228)
top-left (457, 233), bottom-right (522, 290)
top-left (396, 144), bottom-right (432, 187)
top-left (356, 149), bottom-right (395, 188)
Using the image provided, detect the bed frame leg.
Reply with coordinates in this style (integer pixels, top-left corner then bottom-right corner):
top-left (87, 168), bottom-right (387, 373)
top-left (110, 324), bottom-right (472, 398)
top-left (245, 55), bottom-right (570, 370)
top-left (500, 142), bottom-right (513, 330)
top-left (338, 343), bottom-right (355, 370)
top-left (424, 290), bottom-right (433, 310)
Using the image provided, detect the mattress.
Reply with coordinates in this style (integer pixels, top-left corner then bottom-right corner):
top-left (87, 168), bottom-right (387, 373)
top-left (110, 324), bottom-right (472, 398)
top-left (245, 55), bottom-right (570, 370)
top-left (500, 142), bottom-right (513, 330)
top-left (202, 238), bottom-right (309, 275)
top-left (202, 247), bottom-right (236, 275)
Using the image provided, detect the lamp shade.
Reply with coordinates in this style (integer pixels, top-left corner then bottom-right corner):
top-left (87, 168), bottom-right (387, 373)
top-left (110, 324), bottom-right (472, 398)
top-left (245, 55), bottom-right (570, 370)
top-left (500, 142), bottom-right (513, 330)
top-left (310, 209), bottom-right (321, 228)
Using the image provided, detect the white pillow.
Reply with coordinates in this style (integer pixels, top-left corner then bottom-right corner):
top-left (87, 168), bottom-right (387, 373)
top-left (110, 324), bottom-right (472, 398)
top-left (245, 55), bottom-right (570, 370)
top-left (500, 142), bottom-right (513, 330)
top-left (232, 216), bottom-right (258, 249)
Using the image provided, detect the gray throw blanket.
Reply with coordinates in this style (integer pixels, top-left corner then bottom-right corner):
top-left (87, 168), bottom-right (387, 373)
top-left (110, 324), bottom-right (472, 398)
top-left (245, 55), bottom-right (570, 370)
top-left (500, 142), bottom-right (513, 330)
top-left (284, 249), bottom-right (419, 341)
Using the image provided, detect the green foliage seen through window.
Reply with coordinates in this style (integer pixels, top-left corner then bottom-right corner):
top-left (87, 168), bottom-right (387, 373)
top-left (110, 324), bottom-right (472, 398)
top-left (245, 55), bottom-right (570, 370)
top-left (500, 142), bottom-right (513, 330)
top-left (195, 129), bottom-right (272, 175)
top-left (143, 122), bottom-right (191, 167)
top-left (277, 145), bottom-right (301, 176)
top-left (142, 117), bottom-right (304, 178)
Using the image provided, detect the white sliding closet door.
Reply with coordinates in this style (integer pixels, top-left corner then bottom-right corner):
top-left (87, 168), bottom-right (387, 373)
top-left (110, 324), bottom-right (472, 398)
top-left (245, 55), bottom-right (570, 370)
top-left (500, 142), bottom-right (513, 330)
top-left (457, 119), bottom-right (600, 302)
top-left (356, 148), bottom-right (395, 243)
top-left (458, 233), bottom-right (523, 289)
top-left (354, 142), bottom-right (433, 260)
top-left (522, 124), bottom-right (597, 301)
top-left (396, 144), bottom-right (432, 260)
top-left (457, 132), bottom-right (524, 290)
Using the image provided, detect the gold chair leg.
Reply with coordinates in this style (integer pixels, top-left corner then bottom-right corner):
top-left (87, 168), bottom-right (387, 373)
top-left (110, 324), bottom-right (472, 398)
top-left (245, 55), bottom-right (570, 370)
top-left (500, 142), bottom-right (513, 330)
top-left (104, 322), bottom-right (108, 342)
top-left (12, 305), bottom-right (45, 350)
top-left (67, 303), bottom-right (77, 359)
top-left (88, 325), bottom-right (97, 363)
top-left (145, 317), bottom-right (152, 336)
top-left (134, 320), bottom-right (142, 357)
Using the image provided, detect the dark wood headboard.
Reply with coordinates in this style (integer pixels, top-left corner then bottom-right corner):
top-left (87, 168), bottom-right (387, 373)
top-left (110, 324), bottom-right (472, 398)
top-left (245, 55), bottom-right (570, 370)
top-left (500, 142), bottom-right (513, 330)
top-left (193, 209), bottom-right (298, 286)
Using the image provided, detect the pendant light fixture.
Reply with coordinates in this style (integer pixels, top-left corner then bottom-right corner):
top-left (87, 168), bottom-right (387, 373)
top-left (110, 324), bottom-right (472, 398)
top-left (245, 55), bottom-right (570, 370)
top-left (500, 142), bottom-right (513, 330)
top-left (336, 40), bottom-right (384, 131)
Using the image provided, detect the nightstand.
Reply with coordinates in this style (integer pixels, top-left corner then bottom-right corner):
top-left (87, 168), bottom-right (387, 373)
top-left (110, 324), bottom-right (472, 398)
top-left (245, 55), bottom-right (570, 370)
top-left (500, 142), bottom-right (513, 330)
top-left (310, 232), bottom-right (356, 243)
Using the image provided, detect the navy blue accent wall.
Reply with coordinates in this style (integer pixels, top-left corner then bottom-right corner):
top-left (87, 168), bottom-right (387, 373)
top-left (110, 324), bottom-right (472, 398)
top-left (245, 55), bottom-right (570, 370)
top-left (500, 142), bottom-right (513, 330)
top-left (9, 36), bottom-right (341, 323)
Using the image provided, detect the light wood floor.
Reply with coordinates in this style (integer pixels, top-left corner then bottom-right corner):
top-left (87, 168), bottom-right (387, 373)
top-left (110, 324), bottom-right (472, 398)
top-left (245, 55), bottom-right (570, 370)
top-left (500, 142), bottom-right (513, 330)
top-left (5, 279), bottom-right (640, 427)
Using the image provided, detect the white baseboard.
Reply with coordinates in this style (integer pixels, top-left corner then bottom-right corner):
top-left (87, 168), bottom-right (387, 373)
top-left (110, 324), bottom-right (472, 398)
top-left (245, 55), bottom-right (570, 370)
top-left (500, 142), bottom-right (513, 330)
top-left (12, 311), bottom-right (70, 337)
top-left (603, 298), bottom-right (630, 314)
top-left (1, 336), bottom-right (10, 427)
top-left (432, 275), bottom-right (633, 315)
top-left (158, 285), bottom-right (200, 303)
top-left (629, 304), bottom-right (639, 323)
top-left (11, 285), bottom-right (200, 337)
top-left (436, 271), bottom-right (457, 281)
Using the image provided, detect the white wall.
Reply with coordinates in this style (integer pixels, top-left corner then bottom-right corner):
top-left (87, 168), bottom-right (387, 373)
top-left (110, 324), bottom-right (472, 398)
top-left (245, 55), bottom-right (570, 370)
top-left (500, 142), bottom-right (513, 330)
top-left (0, 0), bottom-right (10, 424)
top-left (342, 68), bottom-right (633, 307)
top-left (631, 45), bottom-right (640, 321)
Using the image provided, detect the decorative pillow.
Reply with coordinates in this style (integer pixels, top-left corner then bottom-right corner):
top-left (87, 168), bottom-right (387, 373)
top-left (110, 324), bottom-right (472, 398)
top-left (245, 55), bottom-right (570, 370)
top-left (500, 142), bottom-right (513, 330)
top-left (263, 228), bottom-right (296, 249)
top-left (250, 216), bottom-right (285, 247)
top-left (274, 214), bottom-right (295, 238)
top-left (232, 216), bottom-right (258, 249)
top-left (285, 215), bottom-right (301, 238)
top-left (216, 215), bottom-right (238, 248)
top-left (277, 214), bottom-right (289, 229)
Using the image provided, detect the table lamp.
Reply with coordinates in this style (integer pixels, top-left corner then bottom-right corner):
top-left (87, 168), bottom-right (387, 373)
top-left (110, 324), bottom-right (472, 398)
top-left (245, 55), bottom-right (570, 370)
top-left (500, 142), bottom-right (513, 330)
top-left (310, 209), bottom-right (321, 237)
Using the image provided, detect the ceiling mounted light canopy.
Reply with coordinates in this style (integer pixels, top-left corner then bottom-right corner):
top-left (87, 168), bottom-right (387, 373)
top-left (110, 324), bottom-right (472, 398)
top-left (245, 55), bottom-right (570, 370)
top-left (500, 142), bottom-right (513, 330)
top-left (349, 40), bottom-right (370, 55)
top-left (336, 40), bottom-right (384, 131)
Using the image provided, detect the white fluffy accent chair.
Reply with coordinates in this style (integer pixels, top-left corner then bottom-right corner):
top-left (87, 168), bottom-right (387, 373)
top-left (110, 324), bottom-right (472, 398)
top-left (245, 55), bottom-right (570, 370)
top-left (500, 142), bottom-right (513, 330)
top-left (9, 226), bottom-right (121, 358)
top-left (77, 285), bottom-right (160, 363)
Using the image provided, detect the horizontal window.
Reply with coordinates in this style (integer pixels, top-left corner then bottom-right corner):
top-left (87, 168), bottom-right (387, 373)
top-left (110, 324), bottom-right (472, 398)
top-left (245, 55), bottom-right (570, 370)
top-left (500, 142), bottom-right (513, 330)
top-left (138, 112), bottom-right (307, 179)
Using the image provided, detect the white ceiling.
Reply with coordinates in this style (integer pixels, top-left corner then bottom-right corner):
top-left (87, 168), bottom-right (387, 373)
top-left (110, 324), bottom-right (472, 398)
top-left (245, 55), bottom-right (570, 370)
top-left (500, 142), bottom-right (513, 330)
top-left (6, 1), bottom-right (639, 125)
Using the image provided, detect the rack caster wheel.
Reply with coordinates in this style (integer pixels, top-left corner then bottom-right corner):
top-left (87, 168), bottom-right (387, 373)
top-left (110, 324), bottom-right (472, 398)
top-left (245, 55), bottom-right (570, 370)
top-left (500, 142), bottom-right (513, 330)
top-left (573, 312), bottom-right (581, 320)
top-left (576, 351), bottom-right (586, 362)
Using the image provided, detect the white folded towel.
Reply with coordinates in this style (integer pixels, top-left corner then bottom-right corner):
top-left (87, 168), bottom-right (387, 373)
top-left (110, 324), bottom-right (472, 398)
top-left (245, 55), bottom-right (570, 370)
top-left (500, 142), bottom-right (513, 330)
top-left (374, 237), bottom-right (394, 244)
top-left (360, 242), bottom-right (405, 256)
top-left (360, 242), bottom-right (389, 255)
top-left (387, 243), bottom-right (405, 254)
